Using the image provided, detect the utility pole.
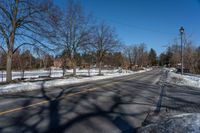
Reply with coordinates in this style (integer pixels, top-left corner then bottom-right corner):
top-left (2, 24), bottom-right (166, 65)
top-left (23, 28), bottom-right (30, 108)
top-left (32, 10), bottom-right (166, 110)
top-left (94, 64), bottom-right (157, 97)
top-left (179, 26), bottom-right (184, 75)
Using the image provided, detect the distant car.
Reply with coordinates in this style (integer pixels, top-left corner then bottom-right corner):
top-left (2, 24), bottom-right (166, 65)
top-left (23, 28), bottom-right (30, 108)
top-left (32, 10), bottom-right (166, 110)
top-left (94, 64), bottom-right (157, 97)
top-left (176, 68), bottom-right (190, 73)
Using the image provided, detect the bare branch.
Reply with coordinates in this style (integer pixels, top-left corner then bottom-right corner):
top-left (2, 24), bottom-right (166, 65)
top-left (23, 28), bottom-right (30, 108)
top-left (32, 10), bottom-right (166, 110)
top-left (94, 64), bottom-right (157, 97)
top-left (0, 45), bottom-right (6, 53)
top-left (0, 24), bottom-right (9, 46)
top-left (0, 3), bottom-right (12, 22)
top-left (13, 42), bottom-right (36, 54)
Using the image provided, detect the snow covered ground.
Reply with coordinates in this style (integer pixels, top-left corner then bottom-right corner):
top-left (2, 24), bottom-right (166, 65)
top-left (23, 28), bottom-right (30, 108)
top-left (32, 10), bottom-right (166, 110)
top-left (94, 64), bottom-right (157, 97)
top-left (139, 113), bottom-right (200, 133)
top-left (166, 69), bottom-right (200, 88)
top-left (0, 68), bottom-right (152, 95)
top-left (0, 68), bottom-right (135, 82)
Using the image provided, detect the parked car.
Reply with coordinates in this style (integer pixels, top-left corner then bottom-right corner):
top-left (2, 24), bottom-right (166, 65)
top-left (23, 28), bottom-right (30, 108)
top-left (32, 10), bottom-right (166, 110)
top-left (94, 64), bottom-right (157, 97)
top-left (176, 68), bottom-right (190, 73)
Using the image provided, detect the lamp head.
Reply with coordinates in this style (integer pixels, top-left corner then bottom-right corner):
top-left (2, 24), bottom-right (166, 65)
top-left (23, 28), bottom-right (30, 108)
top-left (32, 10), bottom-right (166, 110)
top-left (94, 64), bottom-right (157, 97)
top-left (180, 26), bottom-right (184, 33)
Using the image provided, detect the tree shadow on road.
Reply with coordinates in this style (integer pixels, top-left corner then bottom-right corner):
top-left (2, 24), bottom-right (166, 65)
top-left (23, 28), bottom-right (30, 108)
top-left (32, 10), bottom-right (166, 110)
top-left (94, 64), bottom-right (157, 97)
top-left (0, 79), bottom-right (160, 133)
top-left (162, 84), bottom-right (200, 113)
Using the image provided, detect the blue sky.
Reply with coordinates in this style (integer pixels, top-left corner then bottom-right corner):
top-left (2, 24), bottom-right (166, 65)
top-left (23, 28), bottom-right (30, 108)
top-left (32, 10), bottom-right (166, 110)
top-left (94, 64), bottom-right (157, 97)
top-left (54, 0), bottom-right (200, 55)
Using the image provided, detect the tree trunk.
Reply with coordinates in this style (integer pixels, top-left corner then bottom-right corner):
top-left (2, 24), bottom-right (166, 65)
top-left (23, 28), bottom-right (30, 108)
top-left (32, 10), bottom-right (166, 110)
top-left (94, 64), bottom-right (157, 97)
top-left (62, 67), bottom-right (66, 77)
top-left (73, 64), bottom-right (76, 76)
top-left (6, 51), bottom-right (13, 82)
top-left (72, 56), bottom-right (76, 76)
top-left (99, 61), bottom-right (102, 75)
top-left (21, 69), bottom-right (24, 79)
top-left (62, 58), bottom-right (66, 77)
top-left (29, 54), bottom-right (32, 69)
top-left (88, 65), bottom-right (91, 76)
top-left (40, 59), bottom-right (42, 68)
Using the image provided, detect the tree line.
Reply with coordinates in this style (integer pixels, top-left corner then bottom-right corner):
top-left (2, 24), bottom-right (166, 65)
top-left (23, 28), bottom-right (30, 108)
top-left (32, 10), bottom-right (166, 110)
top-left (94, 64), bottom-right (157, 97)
top-left (0, 46), bottom-right (157, 70)
top-left (159, 38), bottom-right (200, 74)
top-left (3, 0), bottom-right (199, 82)
top-left (0, 0), bottom-right (160, 82)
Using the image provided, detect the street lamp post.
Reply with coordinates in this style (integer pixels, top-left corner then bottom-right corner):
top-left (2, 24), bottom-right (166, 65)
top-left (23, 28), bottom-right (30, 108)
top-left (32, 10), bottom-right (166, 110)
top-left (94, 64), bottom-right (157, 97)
top-left (179, 26), bottom-right (184, 75)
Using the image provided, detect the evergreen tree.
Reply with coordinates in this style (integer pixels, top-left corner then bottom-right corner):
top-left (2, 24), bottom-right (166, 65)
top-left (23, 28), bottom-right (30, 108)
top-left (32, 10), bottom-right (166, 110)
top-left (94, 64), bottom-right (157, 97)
top-left (148, 48), bottom-right (157, 66)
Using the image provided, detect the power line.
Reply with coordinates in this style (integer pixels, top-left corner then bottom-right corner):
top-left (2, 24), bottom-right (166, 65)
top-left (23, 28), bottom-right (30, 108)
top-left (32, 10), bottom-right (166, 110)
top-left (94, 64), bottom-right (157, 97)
top-left (96, 16), bottom-right (176, 35)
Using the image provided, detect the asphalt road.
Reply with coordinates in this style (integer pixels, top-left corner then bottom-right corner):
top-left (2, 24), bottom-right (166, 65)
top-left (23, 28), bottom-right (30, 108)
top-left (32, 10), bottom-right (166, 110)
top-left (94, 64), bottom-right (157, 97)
top-left (162, 83), bottom-right (200, 113)
top-left (0, 69), bottom-right (163, 133)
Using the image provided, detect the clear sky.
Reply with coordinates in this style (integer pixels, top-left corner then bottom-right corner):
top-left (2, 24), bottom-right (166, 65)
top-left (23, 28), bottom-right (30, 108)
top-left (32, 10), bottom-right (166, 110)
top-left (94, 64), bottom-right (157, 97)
top-left (54, 0), bottom-right (200, 55)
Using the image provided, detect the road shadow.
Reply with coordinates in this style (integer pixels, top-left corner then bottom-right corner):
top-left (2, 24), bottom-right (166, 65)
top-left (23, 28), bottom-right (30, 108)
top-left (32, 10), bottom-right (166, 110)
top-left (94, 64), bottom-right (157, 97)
top-left (162, 84), bottom-right (200, 113)
top-left (0, 77), bottom-right (160, 133)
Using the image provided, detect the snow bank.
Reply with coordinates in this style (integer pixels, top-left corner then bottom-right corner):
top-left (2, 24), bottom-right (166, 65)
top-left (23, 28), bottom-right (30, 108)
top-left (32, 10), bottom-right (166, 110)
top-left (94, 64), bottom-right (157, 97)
top-left (139, 113), bottom-right (200, 133)
top-left (163, 67), bottom-right (176, 72)
top-left (167, 71), bottom-right (200, 88)
top-left (0, 68), bottom-right (152, 95)
top-left (0, 68), bottom-right (144, 82)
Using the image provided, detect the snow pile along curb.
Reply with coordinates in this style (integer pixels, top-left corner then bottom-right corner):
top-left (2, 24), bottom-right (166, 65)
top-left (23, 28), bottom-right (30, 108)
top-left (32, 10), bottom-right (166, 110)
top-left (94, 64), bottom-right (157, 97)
top-left (0, 68), bottom-right (152, 95)
top-left (167, 71), bottom-right (200, 88)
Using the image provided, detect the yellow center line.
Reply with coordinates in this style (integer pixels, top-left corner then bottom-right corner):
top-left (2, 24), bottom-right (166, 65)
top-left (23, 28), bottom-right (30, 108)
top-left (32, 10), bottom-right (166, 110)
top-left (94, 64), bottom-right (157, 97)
top-left (0, 74), bottom-right (141, 116)
top-left (0, 100), bottom-right (48, 116)
top-left (0, 81), bottom-right (117, 116)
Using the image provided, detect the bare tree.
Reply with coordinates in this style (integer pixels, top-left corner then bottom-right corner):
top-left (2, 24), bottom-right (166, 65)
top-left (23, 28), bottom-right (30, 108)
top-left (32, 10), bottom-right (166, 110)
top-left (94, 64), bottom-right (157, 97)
top-left (124, 46), bottom-right (133, 66)
top-left (159, 35), bottom-right (200, 74)
top-left (123, 43), bottom-right (148, 69)
top-left (0, 0), bottom-right (55, 82)
top-left (0, 48), bottom-right (3, 69)
top-left (137, 43), bottom-right (146, 66)
top-left (91, 22), bottom-right (119, 75)
top-left (194, 47), bottom-right (200, 74)
top-left (48, 0), bottom-right (91, 76)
